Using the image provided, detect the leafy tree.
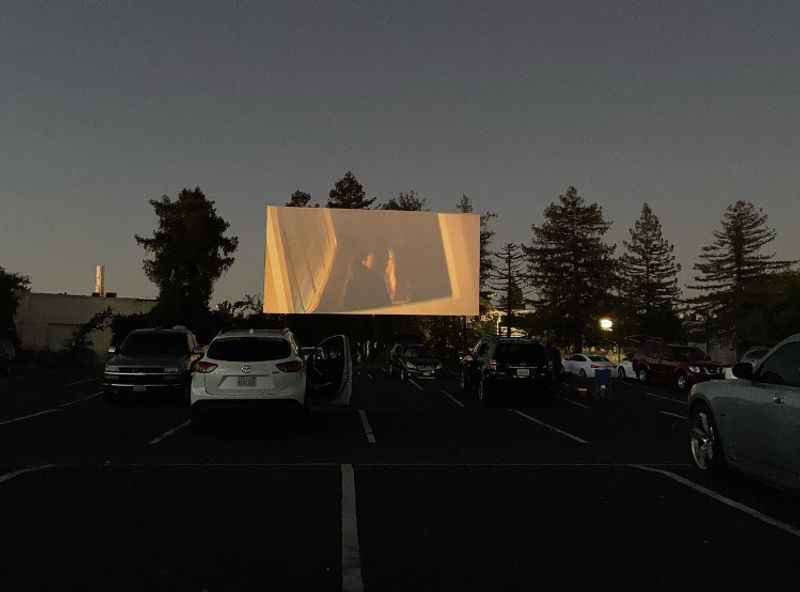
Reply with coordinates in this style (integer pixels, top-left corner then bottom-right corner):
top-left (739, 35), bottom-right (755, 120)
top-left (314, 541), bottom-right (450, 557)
top-left (690, 200), bottom-right (794, 351)
top-left (135, 187), bottom-right (239, 328)
top-left (286, 190), bottom-right (315, 207)
top-left (619, 203), bottom-right (683, 338)
top-left (524, 186), bottom-right (617, 351)
top-left (65, 307), bottom-right (113, 361)
top-left (0, 266), bottom-right (30, 341)
top-left (456, 194), bottom-right (473, 214)
top-left (382, 190), bottom-right (428, 211)
top-left (490, 243), bottom-right (526, 336)
top-left (327, 171), bottom-right (376, 209)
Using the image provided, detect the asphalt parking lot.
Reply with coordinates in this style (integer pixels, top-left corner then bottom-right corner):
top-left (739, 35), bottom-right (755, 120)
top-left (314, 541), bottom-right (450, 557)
top-left (2, 367), bottom-right (800, 590)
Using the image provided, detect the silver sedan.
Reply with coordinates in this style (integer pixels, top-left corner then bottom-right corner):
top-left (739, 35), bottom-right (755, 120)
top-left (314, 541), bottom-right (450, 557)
top-left (688, 334), bottom-right (800, 489)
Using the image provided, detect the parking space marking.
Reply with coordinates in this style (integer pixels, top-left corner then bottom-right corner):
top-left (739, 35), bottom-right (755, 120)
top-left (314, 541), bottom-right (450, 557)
top-left (408, 378), bottom-right (424, 392)
top-left (646, 391), bottom-right (688, 406)
top-left (508, 409), bottom-right (589, 444)
top-left (65, 377), bottom-right (99, 388)
top-left (0, 407), bottom-right (61, 426)
top-left (358, 410), bottom-right (376, 444)
top-left (659, 410), bottom-right (687, 420)
top-left (631, 464), bottom-right (800, 538)
top-left (58, 391), bottom-right (103, 408)
top-left (148, 419), bottom-right (191, 446)
top-left (440, 389), bottom-right (465, 408)
top-left (341, 464), bottom-right (365, 592)
top-left (0, 464), bottom-right (55, 486)
top-left (557, 395), bottom-right (589, 409)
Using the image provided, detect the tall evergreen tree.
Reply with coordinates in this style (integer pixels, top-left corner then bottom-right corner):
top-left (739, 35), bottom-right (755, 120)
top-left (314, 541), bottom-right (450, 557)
top-left (490, 243), bottom-right (526, 336)
top-left (524, 186), bottom-right (617, 350)
top-left (327, 171), bottom-right (376, 209)
top-left (286, 190), bottom-right (314, 207)
top-left (456, 194), bottom-right (473, 214)
top-left (382, 190), bottom-right (427, 211)
top-left (456, 194), bottom-right (496, 313)
top-left (690, 200), bottom-right (793, 348)
top-left (620, 203), bottom-right (682, 337)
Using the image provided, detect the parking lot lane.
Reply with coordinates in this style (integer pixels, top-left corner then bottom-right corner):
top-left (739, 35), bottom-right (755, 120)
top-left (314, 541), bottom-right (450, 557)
top-left (1, 465), bottom-right (342, 591)
top-left (352, 368), bottom-right (453, 413)
top-left (355, 465), bottom-right (799, 591)
top-left (0, 374), bottom-right (104, 422)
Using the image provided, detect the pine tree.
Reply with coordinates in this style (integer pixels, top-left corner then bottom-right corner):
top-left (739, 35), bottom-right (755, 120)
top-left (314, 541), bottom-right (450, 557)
top-left (286, 190), bottom-right (314, 207)
top-left (327, 171), bottom-right (376, 209)
top-left (382, 190), bottom-right (427, 211)
top-left (490, 243), bottom-right (526, 336)
top-left (456, 194), bottom-right (496, 313)
top-left (524, 186), bottom-right (617, 350)
top-left (620, 203), bottom-right (682, 336)
top-left (456, 194), bottom-right (473, 214)
top-left (690, 200), bottom-right (793, 347)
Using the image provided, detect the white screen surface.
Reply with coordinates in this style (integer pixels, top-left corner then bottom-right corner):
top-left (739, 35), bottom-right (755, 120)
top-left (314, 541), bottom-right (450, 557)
top-left (263, 206), bottom-right (479, 315)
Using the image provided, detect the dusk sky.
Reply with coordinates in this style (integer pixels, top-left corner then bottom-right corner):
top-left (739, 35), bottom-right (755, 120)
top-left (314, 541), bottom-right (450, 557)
top-left (2, 1), bottom-right (798, 304)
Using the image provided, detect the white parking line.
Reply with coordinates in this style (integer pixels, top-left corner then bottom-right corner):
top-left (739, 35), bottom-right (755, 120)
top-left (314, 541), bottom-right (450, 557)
top-left (0, 407), bottom-right (60, 426)
top-left (408, 378), bottom-right (424, 392)
top-left (646, 391), bottom-right (688, 406)
top-left (509, 409), bottom-right (589, 444)
top-left (440, 389), bottom-right (465, 408)
top-left (65, 377), bottom-right (99, 388)
top-left (148, 420), bottom-right (191, 446)
top-left (358, 410), bottom-right (376, 444)
top-left (659, 410), bottom-right (688, 420)
top-left (59, 391), bottom-right (103, 408)
top-left (631, 464), bottom-right (800, 539)
top-left (341, 464), bottom-right (365, 592)
top-left (557, 395), bottom-right (589, 409)
top-left (0, 464), bottom-right (55, 486)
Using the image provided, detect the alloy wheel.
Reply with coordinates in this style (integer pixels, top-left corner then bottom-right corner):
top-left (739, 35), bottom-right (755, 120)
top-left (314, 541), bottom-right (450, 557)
top-left (690, 407), bottom-right (718, 471)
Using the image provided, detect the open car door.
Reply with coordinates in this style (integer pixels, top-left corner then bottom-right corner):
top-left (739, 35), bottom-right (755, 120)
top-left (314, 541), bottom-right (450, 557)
top-left (307, 334), bottom-right (352, 407)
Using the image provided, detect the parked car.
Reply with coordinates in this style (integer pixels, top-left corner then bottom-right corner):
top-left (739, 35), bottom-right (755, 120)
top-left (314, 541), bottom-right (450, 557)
top-left (387, 343), bottom-right (442, 381)
top-left (723, 346), bottom-right (770, 380)
top-left (616, 357), bottom-right (636, 380)
top-left (0, 336), bottom-right (15, 377)
top-left (460, 336), bottom-right (551, 405)
top-left (632, 340), bottom-right (724, 390)
top-left (103, 327), bottom-right (203, 403)
top-left (563, 353), bottom-right (615, 378)
top-left (190, 329), bottom-right (352, 425)
top-left (688, 334), bottom-right (800, 489)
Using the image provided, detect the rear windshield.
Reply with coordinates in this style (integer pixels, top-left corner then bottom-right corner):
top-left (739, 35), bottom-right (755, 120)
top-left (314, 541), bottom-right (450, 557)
top-left (207, 338), bottom-right (291, 362)
top-left (120, 333), bottom-right (188, 356)
top-left (495, 342), bottom-right (545, 364)
top-left (588, 355), bottom-right (611, 363)
top-left (404, 346), bottom-right (434, 359)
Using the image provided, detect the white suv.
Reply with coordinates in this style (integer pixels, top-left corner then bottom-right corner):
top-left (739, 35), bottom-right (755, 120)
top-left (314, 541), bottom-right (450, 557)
top-left (190, 329), bottom-right (307, 417)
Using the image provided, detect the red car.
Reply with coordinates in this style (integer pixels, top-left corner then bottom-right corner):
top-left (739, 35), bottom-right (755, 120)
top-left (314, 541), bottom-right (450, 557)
top-left (632, 339), bottom-right (724, 391)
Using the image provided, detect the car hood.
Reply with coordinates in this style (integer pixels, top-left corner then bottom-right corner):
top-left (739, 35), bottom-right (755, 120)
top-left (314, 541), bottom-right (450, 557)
top-left (107, 355), bottom-right (186, 368)
top-left (405, 358), bottom-right (439, 367)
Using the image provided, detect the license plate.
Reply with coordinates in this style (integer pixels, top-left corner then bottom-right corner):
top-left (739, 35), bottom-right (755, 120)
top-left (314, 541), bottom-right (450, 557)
top-left (424, 371), bottom-right (433, 377)
top-left (133, 385), bottom-right (147, 392)
top-left (237, 375), bottom-right (256, 387)
top-left (516, 368), bottom-right (530, 378)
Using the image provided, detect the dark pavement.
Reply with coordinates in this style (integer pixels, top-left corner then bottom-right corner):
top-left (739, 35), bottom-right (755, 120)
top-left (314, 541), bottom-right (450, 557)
top-left (2, 367), bottom-right (800, 590)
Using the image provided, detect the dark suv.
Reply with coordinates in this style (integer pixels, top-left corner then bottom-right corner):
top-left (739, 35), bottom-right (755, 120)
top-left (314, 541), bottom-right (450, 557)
top-left (103, 327), bottom-right (202, 403)
top-left (387, 343), bottom-right (443, 381)
top-left (460, 337), bottom-right (551, 405)
top-left (632, 339), bottom-right (724, 390)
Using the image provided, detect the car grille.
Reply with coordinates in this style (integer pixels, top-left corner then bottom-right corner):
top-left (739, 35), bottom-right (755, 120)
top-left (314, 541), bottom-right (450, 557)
top-left (118, 367), bottom-right (167, 374)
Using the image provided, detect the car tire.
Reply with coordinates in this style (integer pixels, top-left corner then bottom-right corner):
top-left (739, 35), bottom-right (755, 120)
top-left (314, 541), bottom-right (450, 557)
top-left (618, 367), bottom-right (626, 379)
top-left (578, 369), bottom-right (587, 379)
top-left (689, 402), bottom-right (725, 474)
top-left (400, 368), bottom-right (407, 382)
top-left (637, 367), bottom-right (649, 384)
top-left (675, 372), bottom-right (689, 391)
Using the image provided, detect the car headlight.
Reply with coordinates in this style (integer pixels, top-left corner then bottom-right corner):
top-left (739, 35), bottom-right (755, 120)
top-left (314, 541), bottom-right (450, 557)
top-left (688, 366), bottom-right (701, 373)
top-left (164, 367), bottom-right (180, 374)
top-left (406, 362), bottom-right (417, 370)
top-left (436, 362), bottom-right (443, 369)
top-left (105, 366), bottom-right (120, 373)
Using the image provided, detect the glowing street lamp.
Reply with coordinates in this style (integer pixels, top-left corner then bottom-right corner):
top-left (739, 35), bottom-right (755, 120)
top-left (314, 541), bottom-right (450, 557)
top-left (599, 318), bottom-right (613, 332)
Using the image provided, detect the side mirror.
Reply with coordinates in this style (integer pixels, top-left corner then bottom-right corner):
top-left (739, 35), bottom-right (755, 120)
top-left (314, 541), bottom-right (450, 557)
top-left (107, 346), bottom-right (116, 355)
top-left (732, 362), bottom-right (753, 380)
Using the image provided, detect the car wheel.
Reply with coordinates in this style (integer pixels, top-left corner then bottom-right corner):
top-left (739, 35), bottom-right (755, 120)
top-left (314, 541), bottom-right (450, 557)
top-left (637, 367), bottom-right (649, 384)
top-left (618, 367), bottom-right (626, 379)
top-left (400, 368), bottom-right (407, 382)
top-left (675, 373), bottom-right (688, 391)
top-left (689, 403), bottom-right (725, 473)
top-left (578, 369), bottom-right (587, 379)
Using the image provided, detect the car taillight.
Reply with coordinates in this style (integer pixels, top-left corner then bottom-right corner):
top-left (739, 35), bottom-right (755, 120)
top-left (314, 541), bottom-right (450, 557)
top-left (488, 359), bottom-right (497, 371)
top-left (195, 361), bottom-right (217, 374)
top-left (277, 360), bottom-right (304, 373)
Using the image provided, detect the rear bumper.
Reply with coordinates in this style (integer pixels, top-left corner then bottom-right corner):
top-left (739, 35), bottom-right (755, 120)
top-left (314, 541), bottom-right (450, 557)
top-left (190, 384), bottom-right (306, 406)
top-left (485, 375), bottom-right (551, 393)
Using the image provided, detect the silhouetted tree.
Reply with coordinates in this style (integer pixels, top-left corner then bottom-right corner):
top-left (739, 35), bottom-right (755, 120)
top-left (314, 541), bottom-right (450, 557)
top-left (0, 266), bottom-right (30, 343)
top-left (286, 190), bottom-right (315, 207)
top-left (327, 171), bottom-right (376, 209)
top-left (490, 243), bottom-right (526, 336)
top-left (524, 186), bottom-right (617, 350)
top-left (382, 190), bottom-right (427, 211)
top-left (135, 187), bottom-right (238, 328)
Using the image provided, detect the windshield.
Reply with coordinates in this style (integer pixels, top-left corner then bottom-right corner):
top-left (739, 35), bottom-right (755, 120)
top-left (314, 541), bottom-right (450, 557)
top-left (588, 355), bottom-right (611, 363)
top-left (404, 346), bottom-right (434, 359)
top-left (119, 333), bottom-right (188, 356)
top-left (207, 338), bottom-right (291, 362)
top-left (670, 346), bottom-right (708, 362)
top-left (495, 342), bottom-right (545, 364)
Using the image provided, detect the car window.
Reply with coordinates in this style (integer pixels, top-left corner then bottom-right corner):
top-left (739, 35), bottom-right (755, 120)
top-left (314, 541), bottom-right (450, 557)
top-left (588, 355), bottom-right (610, 363)
top-left (495, 342), bottom-right (545, 364)
top-left (120, 333), bottom-right (189, 356)
top-left (476, 342), bottom-right (489, 357)
top-left (404, 346), bottom-right (433, 359)
top-left (207, 338), bottom-right (291, 362)
top-left (569, 355), bottom-right (584, 362)
top-left (757, 342), bottom-right (800, 387)
top-left (670, 346), bottom-right (707, 362)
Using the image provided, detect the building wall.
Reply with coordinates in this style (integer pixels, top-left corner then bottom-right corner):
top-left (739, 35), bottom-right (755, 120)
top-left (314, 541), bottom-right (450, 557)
top-left (14, 292), bottom-right (156, 354)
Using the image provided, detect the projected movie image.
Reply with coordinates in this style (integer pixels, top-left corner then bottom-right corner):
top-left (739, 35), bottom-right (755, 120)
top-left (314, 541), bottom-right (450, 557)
top-left (264, 206), bottom-right (479, 315)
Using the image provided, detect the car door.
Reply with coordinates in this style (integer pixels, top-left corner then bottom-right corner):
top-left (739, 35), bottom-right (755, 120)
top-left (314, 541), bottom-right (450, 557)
top-left (752, 341), bottom-right (800, 486)
top-left (307, 335), bottom-right (352, 406)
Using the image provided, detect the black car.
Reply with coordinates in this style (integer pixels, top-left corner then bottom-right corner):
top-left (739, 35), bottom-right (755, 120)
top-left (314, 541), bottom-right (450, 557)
top-left (103, 327), bottom-right (203, 403)
top-left (387, 343), bottom-right (443, 381)
top-left (460, 336), bottom-right (552, 405)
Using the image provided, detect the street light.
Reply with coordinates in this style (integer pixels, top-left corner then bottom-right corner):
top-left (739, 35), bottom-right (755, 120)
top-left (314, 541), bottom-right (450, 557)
top-left (599, 318), bottom-right (613, 332)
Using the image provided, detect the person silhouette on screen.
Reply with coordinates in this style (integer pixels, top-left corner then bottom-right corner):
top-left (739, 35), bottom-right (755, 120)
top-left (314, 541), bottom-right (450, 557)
top-left (345, 249), bottom-right (391, 310)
